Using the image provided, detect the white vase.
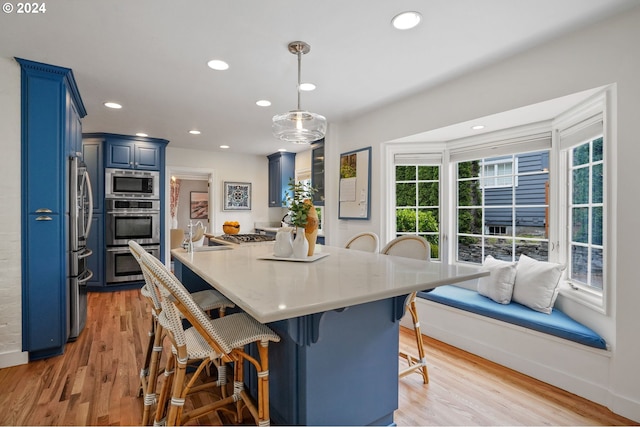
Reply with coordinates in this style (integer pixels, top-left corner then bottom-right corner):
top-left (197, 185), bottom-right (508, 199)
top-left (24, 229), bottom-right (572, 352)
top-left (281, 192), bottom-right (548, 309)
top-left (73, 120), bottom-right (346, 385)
top-left (292, 227), bottom-right (309, 259)
top-left (273, 229), bottom-right (293, 257)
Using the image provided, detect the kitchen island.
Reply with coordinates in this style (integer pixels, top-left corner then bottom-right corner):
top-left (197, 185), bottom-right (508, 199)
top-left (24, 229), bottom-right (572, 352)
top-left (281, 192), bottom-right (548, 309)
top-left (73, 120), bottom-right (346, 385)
top-left (172, 244), bottom-right (486, 425)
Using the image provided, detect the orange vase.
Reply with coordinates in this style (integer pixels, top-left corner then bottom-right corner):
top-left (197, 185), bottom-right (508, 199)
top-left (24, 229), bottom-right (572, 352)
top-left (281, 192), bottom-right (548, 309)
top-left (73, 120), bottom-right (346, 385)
top-left (304, 200), bottom-right (318, 256)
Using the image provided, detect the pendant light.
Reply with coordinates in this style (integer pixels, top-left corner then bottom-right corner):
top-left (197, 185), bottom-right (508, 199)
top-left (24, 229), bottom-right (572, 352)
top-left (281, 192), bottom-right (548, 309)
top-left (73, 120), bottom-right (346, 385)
top-left (272, 41), bottom-right (327, 144)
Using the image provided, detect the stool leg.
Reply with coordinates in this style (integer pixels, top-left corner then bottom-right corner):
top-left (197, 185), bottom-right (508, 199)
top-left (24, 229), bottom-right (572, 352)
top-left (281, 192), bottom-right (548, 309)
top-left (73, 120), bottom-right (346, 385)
top-left (143, 321), bottom-right (164, 425)
top-left (406, 293), bottom-right (429, 383)
top-left (139, 316), bottom-right (156, 397)
top-left (154, 354), bottom-right (175, 426)
top-left (257, 341), bottom-right (271, 426)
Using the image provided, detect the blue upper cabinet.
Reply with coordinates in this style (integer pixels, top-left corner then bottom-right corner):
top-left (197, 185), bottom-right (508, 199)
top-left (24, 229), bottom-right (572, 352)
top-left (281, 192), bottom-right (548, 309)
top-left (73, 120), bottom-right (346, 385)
top-left (104, 136), bottom-right (165, 170)
top-left (267, 152), bottom-right (296, 207)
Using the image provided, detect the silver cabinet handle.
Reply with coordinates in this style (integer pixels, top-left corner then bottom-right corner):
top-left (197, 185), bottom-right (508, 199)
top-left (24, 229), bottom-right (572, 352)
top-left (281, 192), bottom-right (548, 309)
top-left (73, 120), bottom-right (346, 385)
top-left (35, 216), bottom-right (52, 221)
top-left (35, 208), bottom-right (52, 213)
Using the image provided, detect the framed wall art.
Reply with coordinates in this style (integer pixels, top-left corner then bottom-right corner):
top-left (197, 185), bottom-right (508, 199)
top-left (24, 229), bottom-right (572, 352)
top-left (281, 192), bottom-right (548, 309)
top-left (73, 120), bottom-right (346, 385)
top-left (339, 146), bottom-right (371, 219)
top-left (190, 191), bottom-right (209, 219)
top-left (223, 181), bottom-right (252, 210)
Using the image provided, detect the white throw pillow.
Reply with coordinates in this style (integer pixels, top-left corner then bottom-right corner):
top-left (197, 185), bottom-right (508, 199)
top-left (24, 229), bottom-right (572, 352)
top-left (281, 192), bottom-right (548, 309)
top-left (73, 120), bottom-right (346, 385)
top-left (477, 255), bottom-right (517, 304)
top-left (512, 254), bottom-right (565, 314)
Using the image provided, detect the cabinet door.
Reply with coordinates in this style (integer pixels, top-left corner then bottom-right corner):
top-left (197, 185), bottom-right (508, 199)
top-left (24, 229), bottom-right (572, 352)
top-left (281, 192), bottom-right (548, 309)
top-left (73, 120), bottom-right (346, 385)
top-left (82, 140), bottom-right (104, 213)
top-left (105, 140), bottom-right (135, 169)
top-left (134, 143), bottom-right (161, 170)
top-left (268, 155), bottom-right (281, 207)
top-left (25, 214), bottom-right (65, 352)
top-left (311, 142), bottom-right (325, 205)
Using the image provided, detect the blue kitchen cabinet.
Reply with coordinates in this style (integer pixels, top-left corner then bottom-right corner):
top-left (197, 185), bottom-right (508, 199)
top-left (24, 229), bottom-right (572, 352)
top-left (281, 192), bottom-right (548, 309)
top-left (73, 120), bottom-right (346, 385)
top-left (82, 138), bottom-right (104, 213)
top-left (18, 58), bottom-right (87, 360)
top-left (105, 137), bottom-right (162, 170)
top-left (311, 139), bottom-right (325, 205)
top-left (268, 152), bottom-right (296, 207)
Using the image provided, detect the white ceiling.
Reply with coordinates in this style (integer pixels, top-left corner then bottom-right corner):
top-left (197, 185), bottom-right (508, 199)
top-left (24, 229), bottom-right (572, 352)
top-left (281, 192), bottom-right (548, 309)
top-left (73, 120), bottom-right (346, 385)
top-left (1, 0), bottom-right (636, 155)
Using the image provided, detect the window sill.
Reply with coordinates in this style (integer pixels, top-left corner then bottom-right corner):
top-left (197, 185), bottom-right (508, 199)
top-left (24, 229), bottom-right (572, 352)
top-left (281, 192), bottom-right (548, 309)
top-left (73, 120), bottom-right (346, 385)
top-left (558, 281), bottom-right (606, 315)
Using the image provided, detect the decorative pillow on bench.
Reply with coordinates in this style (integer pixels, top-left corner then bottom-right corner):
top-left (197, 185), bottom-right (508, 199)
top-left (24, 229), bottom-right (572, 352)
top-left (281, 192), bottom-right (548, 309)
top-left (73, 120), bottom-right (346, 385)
top-left (512, 254), bottom-right (565, 314)
top-left (477, 256), bottom-right (517, 304)
top-left (478, 254), bottom-right (565, 314)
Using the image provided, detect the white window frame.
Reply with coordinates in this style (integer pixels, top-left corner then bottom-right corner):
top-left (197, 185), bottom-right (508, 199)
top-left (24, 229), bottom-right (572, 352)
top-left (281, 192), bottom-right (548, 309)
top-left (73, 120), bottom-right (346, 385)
top-left (554, 90), bottom-right (612, 314)
top-left (480, 157), bottom-right (518, 188)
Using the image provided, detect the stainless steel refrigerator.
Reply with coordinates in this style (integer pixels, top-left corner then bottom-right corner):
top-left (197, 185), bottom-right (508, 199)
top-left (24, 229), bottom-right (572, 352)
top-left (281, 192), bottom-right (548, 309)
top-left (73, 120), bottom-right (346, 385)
top-left (68, 155), bottom-right (94, 340)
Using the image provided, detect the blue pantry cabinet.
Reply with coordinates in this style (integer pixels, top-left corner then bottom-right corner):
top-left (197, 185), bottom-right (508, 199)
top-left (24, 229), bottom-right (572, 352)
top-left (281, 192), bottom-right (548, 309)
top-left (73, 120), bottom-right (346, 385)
top-left (18, 58), bottom-right (87, 360)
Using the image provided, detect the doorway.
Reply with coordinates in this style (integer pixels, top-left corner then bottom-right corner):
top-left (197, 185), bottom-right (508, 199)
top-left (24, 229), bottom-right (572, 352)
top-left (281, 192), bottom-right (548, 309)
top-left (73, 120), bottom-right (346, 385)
top-left (164, 166), bottom-right (215, 265)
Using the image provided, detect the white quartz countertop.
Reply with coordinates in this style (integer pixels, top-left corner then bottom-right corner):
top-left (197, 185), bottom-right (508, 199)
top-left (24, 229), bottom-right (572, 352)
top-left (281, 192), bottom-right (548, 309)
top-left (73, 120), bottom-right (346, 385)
top-left (172, 244), bottom-right (487, 324)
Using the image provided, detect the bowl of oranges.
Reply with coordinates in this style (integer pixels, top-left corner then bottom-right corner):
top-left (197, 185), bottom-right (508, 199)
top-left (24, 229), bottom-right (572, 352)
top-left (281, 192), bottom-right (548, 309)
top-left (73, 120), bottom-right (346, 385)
top-left (222, 221), bottom-right (240, 235)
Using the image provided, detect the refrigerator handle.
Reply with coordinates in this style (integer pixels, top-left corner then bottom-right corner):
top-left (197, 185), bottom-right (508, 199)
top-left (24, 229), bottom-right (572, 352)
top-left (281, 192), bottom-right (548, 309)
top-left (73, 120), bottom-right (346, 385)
top-left (83, 170), bottom-right (94, 239)
top-left (78, 269), bottom-right (94, 286)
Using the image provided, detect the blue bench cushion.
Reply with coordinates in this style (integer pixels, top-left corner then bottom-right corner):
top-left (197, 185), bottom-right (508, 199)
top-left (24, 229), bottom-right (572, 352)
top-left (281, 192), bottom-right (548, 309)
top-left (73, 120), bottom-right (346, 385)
top-left (418, 285), bottom-right (607, 350)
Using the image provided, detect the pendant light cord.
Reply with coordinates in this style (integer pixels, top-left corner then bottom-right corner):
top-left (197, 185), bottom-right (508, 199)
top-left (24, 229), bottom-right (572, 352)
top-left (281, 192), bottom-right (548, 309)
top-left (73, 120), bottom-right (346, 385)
top-left (296, 48), bottom-right (302, 111)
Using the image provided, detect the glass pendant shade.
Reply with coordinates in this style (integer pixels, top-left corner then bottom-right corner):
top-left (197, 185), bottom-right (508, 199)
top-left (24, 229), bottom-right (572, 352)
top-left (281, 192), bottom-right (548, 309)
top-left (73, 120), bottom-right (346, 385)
top-left (272, 109), bottom-right (327, 144)
top-left (272, 41), bottom-right (326, 144)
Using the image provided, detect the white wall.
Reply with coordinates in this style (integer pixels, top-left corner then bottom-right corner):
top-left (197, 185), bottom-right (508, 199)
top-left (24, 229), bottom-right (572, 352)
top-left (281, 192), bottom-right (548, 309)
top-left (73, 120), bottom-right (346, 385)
top-left (328, 6), bottom-right (640, 421)
top-left (166, 146), bottom-right (282, 235)
top-left (0, 57), bottom-right (29, 367)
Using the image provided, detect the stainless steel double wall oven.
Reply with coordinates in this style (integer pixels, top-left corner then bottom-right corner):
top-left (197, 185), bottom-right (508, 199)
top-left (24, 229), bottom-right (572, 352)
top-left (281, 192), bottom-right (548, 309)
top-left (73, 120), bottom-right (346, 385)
top-left (105, 169), bottom-right (160, 283)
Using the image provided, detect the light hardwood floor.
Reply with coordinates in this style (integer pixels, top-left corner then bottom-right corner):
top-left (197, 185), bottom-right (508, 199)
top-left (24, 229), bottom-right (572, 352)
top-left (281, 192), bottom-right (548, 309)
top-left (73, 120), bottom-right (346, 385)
top-left (0, 289), bottom-right (635, 426)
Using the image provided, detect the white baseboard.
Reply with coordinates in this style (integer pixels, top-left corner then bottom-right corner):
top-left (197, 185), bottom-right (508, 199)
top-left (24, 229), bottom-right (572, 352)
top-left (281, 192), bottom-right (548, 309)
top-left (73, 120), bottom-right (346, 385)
top-left (0, 350), bottom-right (28, 368)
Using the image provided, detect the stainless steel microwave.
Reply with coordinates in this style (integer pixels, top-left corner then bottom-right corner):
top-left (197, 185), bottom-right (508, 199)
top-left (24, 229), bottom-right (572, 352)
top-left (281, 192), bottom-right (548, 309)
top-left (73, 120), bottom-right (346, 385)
top-left (105, 168), bottom-right (159, 199)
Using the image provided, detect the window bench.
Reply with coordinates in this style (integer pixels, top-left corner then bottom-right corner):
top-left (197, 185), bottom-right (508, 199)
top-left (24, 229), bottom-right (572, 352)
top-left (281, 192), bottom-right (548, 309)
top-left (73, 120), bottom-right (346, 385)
top-left (418, 285), bottom-right (607, 350)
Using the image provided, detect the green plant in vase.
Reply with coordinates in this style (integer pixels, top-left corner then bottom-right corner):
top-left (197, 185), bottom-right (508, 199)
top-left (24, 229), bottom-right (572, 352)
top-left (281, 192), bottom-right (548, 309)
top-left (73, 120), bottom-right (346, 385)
top-left (284, 179), bottom-right (317, 228)
top-left (284, 179), bottom-right (318, 256)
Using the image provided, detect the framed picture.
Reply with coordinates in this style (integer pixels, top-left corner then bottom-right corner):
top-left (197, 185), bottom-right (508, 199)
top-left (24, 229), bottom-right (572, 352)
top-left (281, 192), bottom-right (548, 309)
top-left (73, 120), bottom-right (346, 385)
top-left (190, 191), bottom-right (209, 219)
top-left (339, 146), bottom-right (372, 220)
top-left (223, 181), bottom-right (252, 210)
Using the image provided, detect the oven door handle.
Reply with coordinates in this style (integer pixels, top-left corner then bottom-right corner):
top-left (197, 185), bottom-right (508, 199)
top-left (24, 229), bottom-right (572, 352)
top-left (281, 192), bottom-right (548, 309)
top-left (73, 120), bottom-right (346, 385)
top-left (106, 211), bottom-right (160, 215)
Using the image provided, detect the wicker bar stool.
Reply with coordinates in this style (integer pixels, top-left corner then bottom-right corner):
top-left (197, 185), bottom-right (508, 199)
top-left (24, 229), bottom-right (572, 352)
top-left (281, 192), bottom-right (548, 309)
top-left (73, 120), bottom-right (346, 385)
top-left (140, 251), bottom-right (281, 426)
top-left (381, 235), bottom-right (431, 384)
top-left (129, 241), bottom-right (235, 425)
top-left (344, 231), bottom-right (379, 253)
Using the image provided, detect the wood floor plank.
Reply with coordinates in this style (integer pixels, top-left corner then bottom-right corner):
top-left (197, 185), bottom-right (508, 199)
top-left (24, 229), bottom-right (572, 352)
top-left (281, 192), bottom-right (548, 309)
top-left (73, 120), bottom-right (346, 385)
top-left (0, 289), bottom-right (635, 426)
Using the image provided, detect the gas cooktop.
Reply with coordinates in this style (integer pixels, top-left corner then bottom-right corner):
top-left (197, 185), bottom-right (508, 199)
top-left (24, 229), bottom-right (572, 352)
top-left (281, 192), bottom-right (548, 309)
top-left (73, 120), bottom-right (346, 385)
top-left (217, 233), bottom-right (275, 244)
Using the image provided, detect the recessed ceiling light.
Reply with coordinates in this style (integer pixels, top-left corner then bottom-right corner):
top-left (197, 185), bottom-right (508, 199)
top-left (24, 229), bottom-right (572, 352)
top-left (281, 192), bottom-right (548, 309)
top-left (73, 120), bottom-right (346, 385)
top-left (136, 132), bottom-right (148, 137)
top-left (220, 145), bottom-right (230, 149)
top-left (207, 59), bottom-right (229, 71)
top-left (392, 11), bottom-right (422, 30)
top-left (256, 100), bottom-right (271, 107)
top-left (471, 125), bottom-right (485, 130)
top-left (189, 130), bottom-right (201, 135)
top-left (299, 83), bottom-right (316, 91)
top-left (278, 148), bottom-right (287, 152)
top-left (104, 102), bottom-right (122, 109)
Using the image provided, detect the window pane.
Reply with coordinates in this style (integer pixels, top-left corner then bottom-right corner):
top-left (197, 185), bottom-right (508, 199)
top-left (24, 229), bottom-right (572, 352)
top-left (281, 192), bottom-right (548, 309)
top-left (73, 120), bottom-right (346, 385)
top-left (418, 182), bottom-right (439, 206)
top-left (592, 137), bottom-right (603, 162)
top-left (572, 207), bottom-right (589, 243)
top-left (458, 208), bottom-right (482, 234)
top-left (396, 183), bottom-right (415, 206)
top-left (423, 235), bottom-right (439, 259)
top-left (396, 208), bottom-right (416, 232)
top-left (458, 180), bottom-right (482, 206)
top-left (458, 236), bottom-right (482, 263)
top-left (572, 167), bottom-right (589, 204)
top-left (591, 248), bottom-right (603, 290)
top-left (418, 165), bottom-right (439, 180)
top-left (396, 165), bottom-right (415, 181)
top-left (458, 161), bottom-right (480, 179)
top-left (418, 209), bottom-right (439, 233)
top-left (571, 245), bottom-right (589, 284)
top-left (515, 240), bottom-right (549, 261)
top-left (592, 206), bottom-right (603, 246)
top-left (592, 163), bottom-right (603, 203)
top-left (484, 237), bottom-right (513, 261)
top-left (485, 187), bottom-right (512, 206)
top-left (515, 207), bottom-right (547, 237)
top-left (573, 143), bottom-right (589, 166)
top-left (516, 173), bottom-right (549, 205)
